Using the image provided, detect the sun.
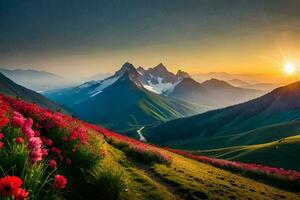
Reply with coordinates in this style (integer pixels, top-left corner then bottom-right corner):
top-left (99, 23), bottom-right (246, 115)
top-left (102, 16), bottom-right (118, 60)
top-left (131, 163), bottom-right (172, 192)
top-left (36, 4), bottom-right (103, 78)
top-left (284, 62), bottom-right (296, 75)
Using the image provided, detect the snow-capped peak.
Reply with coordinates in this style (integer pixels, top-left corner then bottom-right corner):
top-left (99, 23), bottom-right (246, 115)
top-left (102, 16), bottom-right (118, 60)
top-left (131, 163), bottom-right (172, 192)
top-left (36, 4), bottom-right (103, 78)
top-left (75, 62), bottom-right (190, 97)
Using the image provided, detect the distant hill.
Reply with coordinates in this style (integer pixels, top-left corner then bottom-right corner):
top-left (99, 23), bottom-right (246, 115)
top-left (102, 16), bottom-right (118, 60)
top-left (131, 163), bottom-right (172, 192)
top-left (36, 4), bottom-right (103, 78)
top-left (168, 78), bottom-right (264, 109)
top-left (144, 81), bottom-right (300, 149)
top-left (0, 68), bottom-right (76, 92)
top-left (228, 79), bottom-right (279, 91)
top-left (0, 73), bottom-right (68, 112)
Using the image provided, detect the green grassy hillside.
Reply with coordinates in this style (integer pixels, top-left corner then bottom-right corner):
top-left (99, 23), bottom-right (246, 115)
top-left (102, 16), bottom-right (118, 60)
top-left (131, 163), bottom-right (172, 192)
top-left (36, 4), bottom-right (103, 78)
top-left (166, 120), bottom-right (300, 150)
top-left (102, 142), bottom-right (300, 200)
top-left (1, 95), bottom-right (299, 200)
top-left (144, 81), bottom-right (300, 147)
top-left (193, 135), bottom-right (300, 171)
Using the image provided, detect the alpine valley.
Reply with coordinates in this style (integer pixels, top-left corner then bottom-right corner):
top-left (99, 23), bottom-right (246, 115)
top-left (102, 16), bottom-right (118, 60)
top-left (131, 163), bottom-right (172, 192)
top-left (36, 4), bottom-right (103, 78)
top-left (45, 63), bottom-right (264, 133)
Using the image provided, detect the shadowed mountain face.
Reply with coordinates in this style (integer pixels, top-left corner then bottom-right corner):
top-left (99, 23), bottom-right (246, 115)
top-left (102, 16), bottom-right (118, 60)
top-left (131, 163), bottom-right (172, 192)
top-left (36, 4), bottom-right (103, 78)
top-left (0, 73), bottom-right (68, 112)
top-left (144, 81), bottom-right (300, 149)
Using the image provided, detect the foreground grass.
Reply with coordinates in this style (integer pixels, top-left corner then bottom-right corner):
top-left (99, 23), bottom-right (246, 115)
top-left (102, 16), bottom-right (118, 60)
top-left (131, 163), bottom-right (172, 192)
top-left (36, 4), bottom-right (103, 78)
top-left (99, 139), bottom-right (300, 200)
top-left (96, 141), bottom-right (176, 200)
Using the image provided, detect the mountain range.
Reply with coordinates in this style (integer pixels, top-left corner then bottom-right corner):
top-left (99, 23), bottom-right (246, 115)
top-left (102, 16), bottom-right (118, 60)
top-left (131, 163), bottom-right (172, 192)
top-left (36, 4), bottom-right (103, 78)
top-left (45, 63), bottom-right (203, 132)
top-left (0, 68), bottom-right (77, 92)
top-left (45, 62), bottom-right (264, 132)
top-left (0, 72), bottom-right (68, 112)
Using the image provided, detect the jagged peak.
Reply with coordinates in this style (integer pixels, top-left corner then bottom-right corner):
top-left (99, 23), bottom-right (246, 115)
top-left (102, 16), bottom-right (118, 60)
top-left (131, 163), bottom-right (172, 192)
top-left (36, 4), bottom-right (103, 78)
top-left (115, 62), bottom-right (137, 77)
top-left (176, 70), bottom-right (190, 79)
top-left (120, 62), bottom-right (136, 71)
top-left (152, 62), bottom-right (168, 72)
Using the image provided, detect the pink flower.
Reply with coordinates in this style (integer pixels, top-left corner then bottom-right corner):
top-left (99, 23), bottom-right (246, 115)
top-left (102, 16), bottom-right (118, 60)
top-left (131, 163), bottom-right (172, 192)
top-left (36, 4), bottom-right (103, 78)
top-left (21, 119), bottom-right (35, 139)
top-left (28, 137), bottom-right (42, 150)
top-left (15, 137), bottom-right (24, 144)
top-left (11, 111), bottom-right (25, 127)
top-left (28, 137), bottom-right (43, 164)
top-left (30, 149), bottom-right (42, 164)
top-left (0, 133), bottom-right (4, 140)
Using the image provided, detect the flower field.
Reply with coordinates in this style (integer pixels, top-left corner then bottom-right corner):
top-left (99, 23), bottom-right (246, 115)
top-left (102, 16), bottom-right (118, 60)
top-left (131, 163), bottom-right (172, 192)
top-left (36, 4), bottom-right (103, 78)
top-left (0, 94), bottom-right (172, 199)
top-left (164, 147), bottom-right (300, 190)
top-left (0, 94), bottom-right (300, 199)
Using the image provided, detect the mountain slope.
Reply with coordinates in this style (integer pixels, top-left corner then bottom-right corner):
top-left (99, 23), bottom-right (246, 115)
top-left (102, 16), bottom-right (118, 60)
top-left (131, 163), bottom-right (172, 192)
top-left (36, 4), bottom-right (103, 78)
top-left (0, 68), bottom-right (76, 91)
top-left (72, 72), bottom-right (200, 132)
top-left (0, 73), bottom-right (68, 112)
top-left (169, 78), bottom-right (264, 109)
top-left (144, 81), bottom-right (300, 148)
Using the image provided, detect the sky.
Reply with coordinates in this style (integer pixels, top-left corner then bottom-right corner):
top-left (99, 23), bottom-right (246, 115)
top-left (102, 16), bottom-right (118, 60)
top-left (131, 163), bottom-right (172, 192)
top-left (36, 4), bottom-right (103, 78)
top-left (1, 0), bottom-right (300, 81)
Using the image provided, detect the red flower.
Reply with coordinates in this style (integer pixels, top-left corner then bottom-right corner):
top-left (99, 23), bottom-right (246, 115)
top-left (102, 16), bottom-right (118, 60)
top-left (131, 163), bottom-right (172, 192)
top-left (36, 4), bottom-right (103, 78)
top-left (0, 141), bottom-right (4, 149)
top-left (0, 111), bottom-right (9, 129)
top-left (49, 160), bottom-right (57, 168)
top-left (0, 176), bottom-right (23, 197)
top-left (15, 137), bottom-right (24, 144)
top-left (51, 147), bottom-right (61, 155)
top-left (14, 188), bottom-right (28, 200)
top-left (0, 133), bottom-right (4, 140)
top-left (53, 175), bottom-right (67, 190)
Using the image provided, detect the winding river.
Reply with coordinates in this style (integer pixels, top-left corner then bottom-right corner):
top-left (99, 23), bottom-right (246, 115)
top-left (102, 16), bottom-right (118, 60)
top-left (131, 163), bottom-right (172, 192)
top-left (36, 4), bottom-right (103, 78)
top-left (137, 127), bottom-right (147, 142)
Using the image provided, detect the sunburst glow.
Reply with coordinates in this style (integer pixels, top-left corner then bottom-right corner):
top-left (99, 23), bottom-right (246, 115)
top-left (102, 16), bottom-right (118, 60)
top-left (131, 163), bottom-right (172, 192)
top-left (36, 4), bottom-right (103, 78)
top-left (284, 62), bottom-right (296, 75)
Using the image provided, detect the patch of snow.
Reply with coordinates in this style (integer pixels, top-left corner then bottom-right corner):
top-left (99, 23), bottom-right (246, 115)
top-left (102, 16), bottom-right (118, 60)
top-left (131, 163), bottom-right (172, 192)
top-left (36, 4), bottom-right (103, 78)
top-left (89, 76), bottom-right (119, 97)
top-left (79, 80), bottom-right (97, 88)
top-left (143, 85), bottom-right (158, 93)
top-left (90, 91), bottom-right (102, 97)
top-left (142, 76), bottom-right (173, 94)
top-left (164, 80), bottom-right (182, 95)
